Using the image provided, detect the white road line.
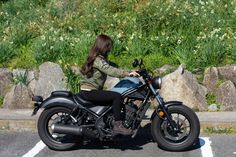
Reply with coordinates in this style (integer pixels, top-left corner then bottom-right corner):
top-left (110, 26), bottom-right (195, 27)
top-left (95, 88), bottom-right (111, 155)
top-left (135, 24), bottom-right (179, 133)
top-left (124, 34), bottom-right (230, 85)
top-left (233, 152), bottom-right (236, 155)
top-left (200, 137), bottom-right (213, 157)
top-left (22, 140), bottom-right (46, 157)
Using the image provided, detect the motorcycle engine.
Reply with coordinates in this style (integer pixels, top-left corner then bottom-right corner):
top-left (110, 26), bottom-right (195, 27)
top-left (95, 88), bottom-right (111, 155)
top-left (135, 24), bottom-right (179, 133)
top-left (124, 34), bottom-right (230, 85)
top-left (124, 102), bottom-right (138, 128)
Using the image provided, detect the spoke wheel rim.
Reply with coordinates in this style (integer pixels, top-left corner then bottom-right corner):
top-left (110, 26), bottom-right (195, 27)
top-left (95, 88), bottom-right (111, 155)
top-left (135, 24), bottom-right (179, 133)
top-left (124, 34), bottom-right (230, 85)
top-left (161, 113), bottom-right (191, 143)
top-left (46, 111), bottom-right (74, 144)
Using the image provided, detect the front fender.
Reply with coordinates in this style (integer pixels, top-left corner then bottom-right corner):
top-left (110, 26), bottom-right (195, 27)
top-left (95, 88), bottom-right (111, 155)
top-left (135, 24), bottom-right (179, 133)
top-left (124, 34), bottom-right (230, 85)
top-left (150, 101), bottom-right (183, 120)
top-left (41, 96), bottom-right (77, 110)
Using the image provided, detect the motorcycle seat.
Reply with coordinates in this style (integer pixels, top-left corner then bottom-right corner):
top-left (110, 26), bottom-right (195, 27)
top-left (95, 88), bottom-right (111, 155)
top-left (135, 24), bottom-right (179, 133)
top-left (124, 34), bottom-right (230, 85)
top-left (75, 93), bottom-right (94, 106)
top-left (51, 91), bottom-right (72, 97)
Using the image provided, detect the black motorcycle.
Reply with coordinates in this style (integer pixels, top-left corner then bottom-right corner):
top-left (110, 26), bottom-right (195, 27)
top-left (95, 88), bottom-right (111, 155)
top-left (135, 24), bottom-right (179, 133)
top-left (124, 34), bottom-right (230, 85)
top-left (32, 59), bottom-right (200, 151)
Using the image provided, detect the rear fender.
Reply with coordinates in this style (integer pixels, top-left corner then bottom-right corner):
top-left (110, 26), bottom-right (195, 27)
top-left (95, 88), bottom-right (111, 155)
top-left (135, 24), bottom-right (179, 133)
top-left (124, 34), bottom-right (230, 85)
top-left (41, 96), bottom-right (77, 110)
top-left (150, 101), bottom-right (183, 120)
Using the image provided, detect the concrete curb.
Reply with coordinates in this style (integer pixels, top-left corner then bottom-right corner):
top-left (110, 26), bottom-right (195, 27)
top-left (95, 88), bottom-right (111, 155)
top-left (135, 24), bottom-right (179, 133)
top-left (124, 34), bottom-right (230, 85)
top-left (1, 109), bottom-right (236, 132)
top-left (0, 109), bottom-right (40, 131)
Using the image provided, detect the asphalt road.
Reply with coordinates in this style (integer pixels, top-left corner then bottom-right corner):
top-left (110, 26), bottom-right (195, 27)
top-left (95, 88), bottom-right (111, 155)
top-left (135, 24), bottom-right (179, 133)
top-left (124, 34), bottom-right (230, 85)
top-left (0, 125), bottom-right (236, 157)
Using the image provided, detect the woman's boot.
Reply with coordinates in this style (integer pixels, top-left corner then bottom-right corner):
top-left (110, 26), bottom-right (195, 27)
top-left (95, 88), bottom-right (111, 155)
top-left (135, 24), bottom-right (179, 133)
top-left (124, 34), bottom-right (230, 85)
top-left (113, 121), bottom-right (133, 135)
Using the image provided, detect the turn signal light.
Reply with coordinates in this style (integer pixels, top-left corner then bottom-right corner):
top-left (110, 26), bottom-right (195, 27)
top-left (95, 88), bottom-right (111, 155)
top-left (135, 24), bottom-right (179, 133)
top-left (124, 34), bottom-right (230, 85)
top-left (159, 111), bottom-right (164, 117)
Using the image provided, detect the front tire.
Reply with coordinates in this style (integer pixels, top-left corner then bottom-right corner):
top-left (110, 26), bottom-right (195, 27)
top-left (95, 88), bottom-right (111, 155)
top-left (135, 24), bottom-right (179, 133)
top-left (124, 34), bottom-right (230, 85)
top-left (38, 107), bottom-right (79, 150)
top-left (151, 105), bottom-right (200, 151)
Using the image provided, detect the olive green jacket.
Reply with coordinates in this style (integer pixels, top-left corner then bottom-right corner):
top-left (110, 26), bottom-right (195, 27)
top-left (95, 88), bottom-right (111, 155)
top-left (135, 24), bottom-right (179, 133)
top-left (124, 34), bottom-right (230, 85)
top-left (80, 56), bottom-right (129, 90)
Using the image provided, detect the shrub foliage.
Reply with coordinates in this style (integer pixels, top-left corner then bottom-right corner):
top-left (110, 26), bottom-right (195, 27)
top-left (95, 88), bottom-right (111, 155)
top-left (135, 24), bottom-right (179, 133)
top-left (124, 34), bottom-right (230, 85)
top-left (0, 0), bottom-right (236, 71)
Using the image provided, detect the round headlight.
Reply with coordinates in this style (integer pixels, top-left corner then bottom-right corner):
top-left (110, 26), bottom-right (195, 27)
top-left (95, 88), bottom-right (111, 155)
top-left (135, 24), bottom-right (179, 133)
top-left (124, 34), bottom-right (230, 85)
top-left (152, 76), bottom-right (162, 89)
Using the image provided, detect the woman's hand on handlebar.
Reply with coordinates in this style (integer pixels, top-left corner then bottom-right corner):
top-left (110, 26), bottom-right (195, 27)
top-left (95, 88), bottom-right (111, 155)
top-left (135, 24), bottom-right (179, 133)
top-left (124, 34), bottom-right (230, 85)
top-left (128, 71), bottom-right (140, 77)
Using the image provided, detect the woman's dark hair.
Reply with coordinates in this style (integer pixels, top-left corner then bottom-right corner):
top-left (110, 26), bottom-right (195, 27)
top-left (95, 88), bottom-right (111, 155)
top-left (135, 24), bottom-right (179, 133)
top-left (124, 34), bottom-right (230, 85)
top-left (80, 34), bottom-right (113, 77)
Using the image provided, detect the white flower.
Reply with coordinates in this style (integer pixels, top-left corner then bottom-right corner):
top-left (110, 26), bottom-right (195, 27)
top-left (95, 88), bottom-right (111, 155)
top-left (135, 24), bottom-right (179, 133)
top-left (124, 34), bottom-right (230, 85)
top-left (210, 28), bottom-right (221, 38)
top-left (199, 0), bottom-right (205, 5)
top-left (219, 33), bottom-right (227, 40)
top-left (60, 36), bottom-right (64, 41)
top-left (233, 7), bottom-right (236, 14)
top-left (177, 39), bottom-right (182, 45)
top-left (130, 33), bottom-right (135, 40)
top-left (117, 32), bottom-right (122, 38)
top-left (41, 35), bottom-right (46, 40)
top-left (68, 26), bottom-right (73, 31)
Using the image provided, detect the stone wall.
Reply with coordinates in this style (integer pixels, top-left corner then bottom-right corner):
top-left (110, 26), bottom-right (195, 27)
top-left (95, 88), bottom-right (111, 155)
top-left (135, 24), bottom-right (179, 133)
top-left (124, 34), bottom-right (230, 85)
top-left (0, 62), bottom-right (235, 111)
top-left (1, 62), bottom-right (67, 109)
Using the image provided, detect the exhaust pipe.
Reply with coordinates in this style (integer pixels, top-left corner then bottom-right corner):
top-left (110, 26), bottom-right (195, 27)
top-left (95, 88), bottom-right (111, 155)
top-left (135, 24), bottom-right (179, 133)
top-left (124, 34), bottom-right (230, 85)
top-left (52, 124), bottom-right (97, 138)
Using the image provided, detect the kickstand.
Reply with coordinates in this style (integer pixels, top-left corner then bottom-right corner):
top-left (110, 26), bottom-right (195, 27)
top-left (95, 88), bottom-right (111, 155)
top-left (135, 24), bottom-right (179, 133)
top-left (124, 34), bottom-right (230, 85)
top-left (131, 125), bottom-right (141, 138)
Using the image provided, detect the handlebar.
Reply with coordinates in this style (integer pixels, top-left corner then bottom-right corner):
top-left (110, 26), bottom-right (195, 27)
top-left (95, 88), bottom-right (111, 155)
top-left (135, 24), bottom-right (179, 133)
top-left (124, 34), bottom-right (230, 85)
top-left (132, 59), bottom-right (151, 80)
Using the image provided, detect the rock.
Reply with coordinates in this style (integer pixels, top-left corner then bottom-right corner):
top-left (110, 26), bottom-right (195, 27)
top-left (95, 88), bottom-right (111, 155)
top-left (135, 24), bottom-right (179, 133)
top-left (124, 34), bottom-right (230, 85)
top-left (218, 64), bottom-right (236, 84)
top-left (208, 104), bottom-right (218, 112)
top-left (34, 62), bottom-right (68, 99)
top-left (156, 64), bottom-right (175, 75)
top-left (0, 68), bottom-right (13, 97)
top-left (104, 76), bottom-right (120, 90)
top-left (160, 65), bottom-right (208, 111)
top-left (3, 83), bottom-right (33, 109)
top-left (203, 67), bottom-right (219, 93)
top-left (217, 80), bottom-right (236, 111)
top-left (28, 70), bottom-right (39, 94)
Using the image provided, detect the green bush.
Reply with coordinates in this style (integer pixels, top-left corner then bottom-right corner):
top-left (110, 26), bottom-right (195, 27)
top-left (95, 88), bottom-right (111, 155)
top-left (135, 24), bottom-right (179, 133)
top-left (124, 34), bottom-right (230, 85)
top-left (0, 96), bottom-right (4, 108)
top-left (0, 0), bottom-right (236, 72)
top-left (64, 67), bottom-right (81, 93)
top-left (14, 69), bottom-right (32, 86)
top-left (0, 42), bottom-right (15, 65)
top-left (206, 92), bottom-right (217, 105)
top-left (8, 45), bottom-right (36, 69)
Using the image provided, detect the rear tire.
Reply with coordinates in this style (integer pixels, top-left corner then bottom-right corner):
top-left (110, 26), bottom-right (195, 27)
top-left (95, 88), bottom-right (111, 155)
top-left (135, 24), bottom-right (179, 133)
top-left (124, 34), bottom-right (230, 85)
top-left (151, 105), bottom-right (200, 151)
top-left (38, 107), bottom-right (79, 150)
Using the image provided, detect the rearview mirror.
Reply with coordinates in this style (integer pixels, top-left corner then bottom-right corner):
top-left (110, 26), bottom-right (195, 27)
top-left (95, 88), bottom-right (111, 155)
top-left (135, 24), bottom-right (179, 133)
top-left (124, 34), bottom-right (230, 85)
top-left (132, 59), bottom-right (139, 68)
top-left (132, 59), bottom-right (143, 68)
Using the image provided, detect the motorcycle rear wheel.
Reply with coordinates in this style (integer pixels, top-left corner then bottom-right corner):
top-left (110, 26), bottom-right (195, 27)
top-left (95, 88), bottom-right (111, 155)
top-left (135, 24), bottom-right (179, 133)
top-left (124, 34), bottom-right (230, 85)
top-left (38, 106), bottom-right (79, 150)
top-left (151, 105), bottom-right (200, 151)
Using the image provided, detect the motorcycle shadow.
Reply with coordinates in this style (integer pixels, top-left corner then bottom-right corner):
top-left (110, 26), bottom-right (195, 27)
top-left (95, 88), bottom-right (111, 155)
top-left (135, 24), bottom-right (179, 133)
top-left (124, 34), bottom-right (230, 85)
top-left (71, 123), bottom-right (201, 151)
top-left (73, 123), bottom-right (153, 151)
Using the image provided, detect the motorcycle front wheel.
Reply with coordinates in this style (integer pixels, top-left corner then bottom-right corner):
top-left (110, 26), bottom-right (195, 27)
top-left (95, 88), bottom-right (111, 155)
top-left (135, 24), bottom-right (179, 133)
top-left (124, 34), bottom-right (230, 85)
top-left (38, 106), bottom-right (79, 150)
top-left (151, 105), bottom-right (200, 151)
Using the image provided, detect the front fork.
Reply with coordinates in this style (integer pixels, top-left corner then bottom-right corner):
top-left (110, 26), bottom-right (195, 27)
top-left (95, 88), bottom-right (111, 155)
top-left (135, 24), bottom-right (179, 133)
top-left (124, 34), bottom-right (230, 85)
top-left (148, 84), bottom-right (178, 131)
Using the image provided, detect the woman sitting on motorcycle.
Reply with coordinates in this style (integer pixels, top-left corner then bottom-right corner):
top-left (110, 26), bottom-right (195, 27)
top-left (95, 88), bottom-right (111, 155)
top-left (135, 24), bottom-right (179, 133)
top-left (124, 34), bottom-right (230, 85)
top-left (80, 34), bottom-right (139, 135)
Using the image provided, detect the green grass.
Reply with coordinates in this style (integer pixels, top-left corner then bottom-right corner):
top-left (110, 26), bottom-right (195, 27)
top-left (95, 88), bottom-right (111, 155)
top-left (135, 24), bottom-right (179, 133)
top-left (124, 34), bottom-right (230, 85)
top-left (206, 92), bottom-right (221, 110)
top-left (13, 70), bottom-right (32, 86)
top-left (204, 127), bottom-right (236, 134)
top-left (0, 0), bottom-right (235, 73)
top-left (206, 92), bottom-right (217, 105)
top-left (64, 67), bottom-right (81, 93)
top-left (0, 96), bottom-right (4, 108)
